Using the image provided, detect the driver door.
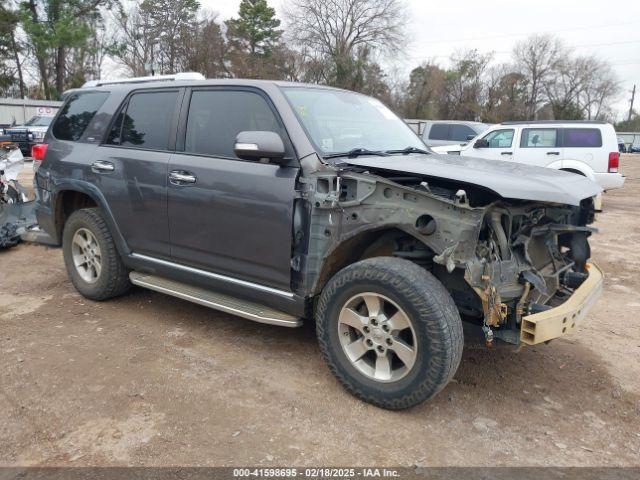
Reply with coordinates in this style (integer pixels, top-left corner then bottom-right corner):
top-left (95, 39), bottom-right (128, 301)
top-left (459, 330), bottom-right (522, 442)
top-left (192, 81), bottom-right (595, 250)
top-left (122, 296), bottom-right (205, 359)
top-left (468, 128), bottom-right (515, 162)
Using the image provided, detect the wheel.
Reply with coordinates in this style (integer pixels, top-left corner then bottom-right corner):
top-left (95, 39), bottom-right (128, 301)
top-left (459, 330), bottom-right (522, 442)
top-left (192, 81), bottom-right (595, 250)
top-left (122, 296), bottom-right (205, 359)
top-left (316, 257), bottom-right (463, 410)
top-left (62, 208), bottom-right (131, 300)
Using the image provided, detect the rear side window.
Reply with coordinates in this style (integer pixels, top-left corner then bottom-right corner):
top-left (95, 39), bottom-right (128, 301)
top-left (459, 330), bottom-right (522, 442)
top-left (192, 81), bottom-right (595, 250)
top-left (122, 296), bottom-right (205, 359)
top-left (184, 90), bottom-right (290, 159)
top-left (428, 123), bottom-right (449, 140)
top-left (52, 92), bottom-right (109, 141)
top-left (520, 128), bottom-right (559, 148)
top-left (107, 90), bottom-right (178, 150)
top-left (563, 128), bottom-right (602, 147)
top-left (450, 124), bottom-right (477, 141)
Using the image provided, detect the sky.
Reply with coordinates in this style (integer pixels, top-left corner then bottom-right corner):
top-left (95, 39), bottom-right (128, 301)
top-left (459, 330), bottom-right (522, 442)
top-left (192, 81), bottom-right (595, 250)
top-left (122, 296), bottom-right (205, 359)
top-left (199, 0), bottom-right (640, 121)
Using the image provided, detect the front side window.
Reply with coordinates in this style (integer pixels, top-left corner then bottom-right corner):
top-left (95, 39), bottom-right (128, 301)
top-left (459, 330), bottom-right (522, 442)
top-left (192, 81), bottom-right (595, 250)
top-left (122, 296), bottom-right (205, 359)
top-left (563, 128), bottom-right (602, 148)
top-left (184, 90), bottom-right (290, 159)
top-left (482, 129), bottom-right (514, 148)
top-left (107, 90), bottom-right (178, 150)
top-left (282, 87), bottom-right (423, 155)
top-left (520, 128), bottom-right (558, 148)
top-left (450, 124), bottom-right (477, 142)
top-left (52, 92), bottom-right (109, 141)
top-left (428, 123), bottom-right (450, 140)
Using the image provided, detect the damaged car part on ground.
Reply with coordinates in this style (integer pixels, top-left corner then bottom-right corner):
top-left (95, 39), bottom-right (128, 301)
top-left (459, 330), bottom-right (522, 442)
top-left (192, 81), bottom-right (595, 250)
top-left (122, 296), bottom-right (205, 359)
top-left (0, 140), bottom-right (38, 249)
top-left (33, 76), bottom-right (605, 409)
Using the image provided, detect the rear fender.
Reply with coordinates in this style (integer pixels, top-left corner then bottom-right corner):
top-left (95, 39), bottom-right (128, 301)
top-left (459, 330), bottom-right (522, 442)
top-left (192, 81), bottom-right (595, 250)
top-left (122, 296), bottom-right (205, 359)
top-left (52, 180), bottom-right (130, 257)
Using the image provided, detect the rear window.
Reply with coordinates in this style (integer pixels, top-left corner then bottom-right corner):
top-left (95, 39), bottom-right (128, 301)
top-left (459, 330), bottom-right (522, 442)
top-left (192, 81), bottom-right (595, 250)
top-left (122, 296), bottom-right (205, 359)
top-left (428, 123), bottom-right (449, 140)
top-left (107, 90), bottom-right (178, 150)
top-left (52, 92), bottom-right (109, 141)
top-left (563, 128), bottom-right (602, 148)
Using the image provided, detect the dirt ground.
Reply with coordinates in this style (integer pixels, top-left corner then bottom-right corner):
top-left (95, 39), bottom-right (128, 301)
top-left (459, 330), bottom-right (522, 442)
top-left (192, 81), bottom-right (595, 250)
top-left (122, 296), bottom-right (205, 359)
top-left (1, 157), bottom-right (639, 467)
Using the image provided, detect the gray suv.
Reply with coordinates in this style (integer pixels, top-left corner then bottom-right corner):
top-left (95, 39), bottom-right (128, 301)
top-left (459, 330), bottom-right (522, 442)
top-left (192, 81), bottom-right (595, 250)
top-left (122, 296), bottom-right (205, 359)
top-left (35, 76), bottom-right (604, 409)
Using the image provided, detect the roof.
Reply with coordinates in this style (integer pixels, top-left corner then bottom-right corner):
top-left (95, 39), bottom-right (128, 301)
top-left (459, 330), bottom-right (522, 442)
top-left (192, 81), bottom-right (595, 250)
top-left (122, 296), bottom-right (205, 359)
top-left (72, 73), bottom-right (345, 94)
top-left (404, 119), bottom-right (486, 125)
top-left (501, 120), bottom-right (608, 125)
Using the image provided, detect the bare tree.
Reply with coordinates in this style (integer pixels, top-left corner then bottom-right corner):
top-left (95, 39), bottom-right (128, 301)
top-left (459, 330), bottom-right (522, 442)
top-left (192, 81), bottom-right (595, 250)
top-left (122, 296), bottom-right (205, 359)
top-left (578, 57), bottom-right (620, 120)
top-left (284, 0), bottom-right (407, 89)
top-left (111, 3), bottom-right (156, 76)
top-left (513, 34), bottom-right (565, 119)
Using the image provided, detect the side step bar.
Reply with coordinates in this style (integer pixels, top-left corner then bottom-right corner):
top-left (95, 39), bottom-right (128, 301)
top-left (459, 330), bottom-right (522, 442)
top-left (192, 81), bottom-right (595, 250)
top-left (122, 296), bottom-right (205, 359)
top-left (129, 272), bottom-right (302, 327)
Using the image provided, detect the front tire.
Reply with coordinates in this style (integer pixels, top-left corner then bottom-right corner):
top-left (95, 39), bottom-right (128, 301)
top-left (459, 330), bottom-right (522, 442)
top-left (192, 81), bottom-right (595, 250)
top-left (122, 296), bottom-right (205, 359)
top-left (62, 208), bottom-right (131, 301)
top-left (316, 257), bottom-right (463, 410)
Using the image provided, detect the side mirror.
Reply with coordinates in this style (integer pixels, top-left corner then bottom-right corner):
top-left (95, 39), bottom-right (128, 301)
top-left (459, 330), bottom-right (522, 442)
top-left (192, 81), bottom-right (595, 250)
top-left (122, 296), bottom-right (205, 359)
top-left (474, 138), bottom-right (489, 148)
top-left (234, 131), bottom-right (286, 164)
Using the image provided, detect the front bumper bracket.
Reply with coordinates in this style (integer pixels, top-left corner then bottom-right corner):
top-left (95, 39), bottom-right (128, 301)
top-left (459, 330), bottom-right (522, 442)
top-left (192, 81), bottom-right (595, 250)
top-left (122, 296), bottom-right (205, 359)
top-left (520, 262), bottom-right (604, 345)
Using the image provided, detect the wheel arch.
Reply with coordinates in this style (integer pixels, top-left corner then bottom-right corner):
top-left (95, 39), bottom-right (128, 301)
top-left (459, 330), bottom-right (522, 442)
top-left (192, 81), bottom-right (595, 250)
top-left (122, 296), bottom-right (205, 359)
top-left (558, 160), bottom-right (595, 181)
top-left (311, 226), bottom-right (432, 296)
top-left (52, 181), bottom-right (130, 256)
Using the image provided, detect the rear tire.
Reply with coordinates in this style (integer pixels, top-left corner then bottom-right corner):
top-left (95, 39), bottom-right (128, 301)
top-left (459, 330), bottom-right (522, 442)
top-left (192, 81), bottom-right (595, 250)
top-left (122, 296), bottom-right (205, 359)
top-left (316, 257), bottom-right (463, 410)
top-left (62, 208), bottom-right (131, 300)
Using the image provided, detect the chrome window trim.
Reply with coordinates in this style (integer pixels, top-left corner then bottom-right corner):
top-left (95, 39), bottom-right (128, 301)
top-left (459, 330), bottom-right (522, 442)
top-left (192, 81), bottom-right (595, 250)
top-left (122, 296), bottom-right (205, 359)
top-left (130, 253), bottom-right (295, 299)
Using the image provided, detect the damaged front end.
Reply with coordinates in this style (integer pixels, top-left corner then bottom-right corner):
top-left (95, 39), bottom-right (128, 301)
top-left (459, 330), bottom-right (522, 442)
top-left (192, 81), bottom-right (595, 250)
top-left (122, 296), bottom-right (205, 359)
top-left (298, 161), bottom-right (603, 347)
top-left (463, 198), bottom-right (602, 346)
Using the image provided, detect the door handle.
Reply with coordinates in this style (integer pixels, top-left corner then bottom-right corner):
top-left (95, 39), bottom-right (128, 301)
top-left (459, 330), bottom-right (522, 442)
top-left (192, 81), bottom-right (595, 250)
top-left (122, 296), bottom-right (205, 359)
top-left (169, 170), bottom-right (197, 185)
top-left (501, 151), bottom-right (513, 155)
top-left (547, 151), bottom-right (560, 155)
top-left (91, 160), bottom-right (115, 173)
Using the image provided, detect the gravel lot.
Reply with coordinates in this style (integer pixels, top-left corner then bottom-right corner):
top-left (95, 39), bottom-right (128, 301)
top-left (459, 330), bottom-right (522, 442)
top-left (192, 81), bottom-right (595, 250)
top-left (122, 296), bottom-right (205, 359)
top-left (1, 156), bottom-right (639, 467)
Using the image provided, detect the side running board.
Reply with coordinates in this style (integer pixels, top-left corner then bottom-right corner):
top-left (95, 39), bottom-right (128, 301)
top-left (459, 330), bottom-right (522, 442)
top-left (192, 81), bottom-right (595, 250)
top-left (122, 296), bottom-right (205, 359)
top-left (129, 272), bottom-right (302, 327)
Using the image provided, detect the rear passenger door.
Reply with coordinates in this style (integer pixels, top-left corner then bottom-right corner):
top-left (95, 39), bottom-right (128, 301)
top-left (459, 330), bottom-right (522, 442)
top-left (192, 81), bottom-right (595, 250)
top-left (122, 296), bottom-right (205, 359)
top-left (515, 127), bottom-right (563, 168)
top-left (95, 89), bottom-right (181, 257)
top-left (167, 87), bottom-right (298, 291)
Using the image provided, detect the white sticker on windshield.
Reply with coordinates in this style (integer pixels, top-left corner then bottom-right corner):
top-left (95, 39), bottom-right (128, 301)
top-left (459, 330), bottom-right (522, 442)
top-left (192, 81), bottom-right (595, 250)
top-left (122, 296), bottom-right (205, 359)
top-left (321, 138), bottom-right (334, 150)
top-left (367, 98), bottom-right (396, 120)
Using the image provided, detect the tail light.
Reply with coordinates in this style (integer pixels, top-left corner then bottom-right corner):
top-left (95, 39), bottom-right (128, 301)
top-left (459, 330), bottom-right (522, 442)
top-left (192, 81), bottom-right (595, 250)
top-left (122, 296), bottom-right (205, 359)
top-left (608, 152), bottom-right (619, 173)
top-left (32, 143), bottom-right (48, 161)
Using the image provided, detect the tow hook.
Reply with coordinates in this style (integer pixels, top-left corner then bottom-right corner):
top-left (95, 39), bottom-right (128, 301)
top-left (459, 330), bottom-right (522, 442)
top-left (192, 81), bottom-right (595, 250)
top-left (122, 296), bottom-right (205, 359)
top-left (482, 325), bottom-right (494, 348)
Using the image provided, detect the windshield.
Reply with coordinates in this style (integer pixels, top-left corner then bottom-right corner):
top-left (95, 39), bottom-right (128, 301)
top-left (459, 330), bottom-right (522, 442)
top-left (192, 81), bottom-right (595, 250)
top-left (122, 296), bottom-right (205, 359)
top-left (282, 87), bottom-right (424, 156)
top-left (25, 116), bottom-right (53, 127)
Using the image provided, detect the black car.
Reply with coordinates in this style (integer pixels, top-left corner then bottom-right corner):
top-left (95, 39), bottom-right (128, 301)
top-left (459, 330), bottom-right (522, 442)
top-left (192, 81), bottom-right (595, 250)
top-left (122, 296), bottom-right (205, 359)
top-left (34, 74), bottom-right (604, 409)
top-left (5, 115), bottom-right (54, 156)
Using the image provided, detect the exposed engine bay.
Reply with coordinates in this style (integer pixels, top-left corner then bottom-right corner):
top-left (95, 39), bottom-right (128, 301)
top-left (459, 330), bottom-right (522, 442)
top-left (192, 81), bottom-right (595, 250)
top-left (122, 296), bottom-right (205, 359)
top-left (297, 161), bottom-right (598, 346)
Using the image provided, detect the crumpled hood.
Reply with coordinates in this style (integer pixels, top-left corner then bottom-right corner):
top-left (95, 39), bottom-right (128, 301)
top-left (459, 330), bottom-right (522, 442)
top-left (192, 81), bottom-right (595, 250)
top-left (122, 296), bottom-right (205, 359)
top-left (345, 153), bottom-right (602, 206)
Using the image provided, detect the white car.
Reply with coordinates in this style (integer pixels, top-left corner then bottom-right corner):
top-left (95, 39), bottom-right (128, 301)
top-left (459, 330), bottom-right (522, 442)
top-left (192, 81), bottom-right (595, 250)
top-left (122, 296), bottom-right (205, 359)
top-left (431, 121), bottom-right (625, 191)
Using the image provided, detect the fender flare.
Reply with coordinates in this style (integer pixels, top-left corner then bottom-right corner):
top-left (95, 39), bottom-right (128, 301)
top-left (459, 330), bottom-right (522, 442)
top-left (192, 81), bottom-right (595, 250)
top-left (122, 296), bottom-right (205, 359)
top-left (52, 179), bottom-right (130, 256)
top-left (547, 159), bottom-right (596, 181)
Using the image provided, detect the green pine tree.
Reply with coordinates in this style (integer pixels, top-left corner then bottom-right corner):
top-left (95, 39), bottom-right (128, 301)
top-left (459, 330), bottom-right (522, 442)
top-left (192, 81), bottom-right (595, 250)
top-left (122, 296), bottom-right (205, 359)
top-left (226, 0), bottom-right (282, 57)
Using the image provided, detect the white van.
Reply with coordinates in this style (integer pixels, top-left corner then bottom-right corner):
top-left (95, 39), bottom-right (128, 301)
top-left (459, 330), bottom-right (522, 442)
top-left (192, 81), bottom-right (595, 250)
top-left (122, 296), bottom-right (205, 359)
top-left (431, 121), bottom-right (625, 191)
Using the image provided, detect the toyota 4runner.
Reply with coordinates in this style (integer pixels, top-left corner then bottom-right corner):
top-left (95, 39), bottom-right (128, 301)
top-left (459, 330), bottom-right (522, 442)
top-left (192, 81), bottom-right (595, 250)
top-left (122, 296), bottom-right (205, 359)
top-left (34, 74), bottom-right (604, 409)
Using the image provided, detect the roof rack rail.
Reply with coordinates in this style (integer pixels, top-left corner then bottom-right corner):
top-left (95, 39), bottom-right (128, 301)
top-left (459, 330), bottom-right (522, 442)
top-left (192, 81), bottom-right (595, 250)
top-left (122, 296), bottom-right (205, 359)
top-left (500, 120), bottom-right (607, 125)
top-left (82, 72), bottom-right (205, 88)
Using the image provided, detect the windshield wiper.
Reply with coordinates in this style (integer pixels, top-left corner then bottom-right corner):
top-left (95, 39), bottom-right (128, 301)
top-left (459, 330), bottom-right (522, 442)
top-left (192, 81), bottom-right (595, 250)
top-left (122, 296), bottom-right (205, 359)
top-left (323, 148), bottom-right (390, 160)
top-left (385, 146), bottom-right (431, 155)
